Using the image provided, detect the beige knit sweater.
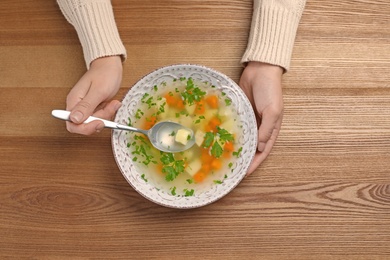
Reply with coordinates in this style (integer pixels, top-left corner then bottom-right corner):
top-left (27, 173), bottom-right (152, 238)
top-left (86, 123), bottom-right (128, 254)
top-left (57, 0), bottom-right (306, 71)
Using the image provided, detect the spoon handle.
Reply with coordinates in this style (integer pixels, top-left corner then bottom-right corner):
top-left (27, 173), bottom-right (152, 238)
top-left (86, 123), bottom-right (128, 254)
top-left (51, 110), bottom-right (148, 134)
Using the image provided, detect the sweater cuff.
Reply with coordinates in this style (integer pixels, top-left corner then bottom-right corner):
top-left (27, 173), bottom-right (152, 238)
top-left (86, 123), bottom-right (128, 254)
top-left (241, 2), bottom-right (302, 72)
top-left (58, 0), bottom-right (127, 69)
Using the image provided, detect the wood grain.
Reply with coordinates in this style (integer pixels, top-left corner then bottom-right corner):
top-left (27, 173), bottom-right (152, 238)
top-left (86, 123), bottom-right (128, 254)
top-left (0, 0), bottom-right (389, 259)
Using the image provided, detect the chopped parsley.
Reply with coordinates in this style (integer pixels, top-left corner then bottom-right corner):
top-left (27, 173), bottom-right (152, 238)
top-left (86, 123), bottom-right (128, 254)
top-left (211, 141), bottom-right (223, 158)
top-left (160, 153), bottom-right (185, 182)
top-left (217, 127), bottom-right (234, 142)
top-left (141, 174), bottom-right (148, 182)
top-left (135, 109), bottom-right (144, 119)
top-left (203, 132), bottom-right (214, 148)
top-left (183, 189), bottom-right (195, 197)
top-left (233, 147), bottom-right (243, 158)
top-left (194, 115), bottom-right (205, 124)
top-left (181, 77), bottom-right (206, 105)
top-left (203, 127), bottom-right (235, 158)
top-left (131, 136), bottom-right (156, 166)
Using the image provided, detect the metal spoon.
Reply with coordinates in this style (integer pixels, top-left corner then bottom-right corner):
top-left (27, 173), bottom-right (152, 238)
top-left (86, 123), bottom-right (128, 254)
top-left (51, 110), bottom-right (195, 153)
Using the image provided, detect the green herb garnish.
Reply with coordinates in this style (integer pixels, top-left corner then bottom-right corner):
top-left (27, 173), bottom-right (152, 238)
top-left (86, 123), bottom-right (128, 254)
top-left (233, 147), bottom-right (243, 158)
top-left (203, 132), bottom-right (214, 148)
top-left (141, 174), bottom-right (148, 182)
top-left (160, 153), bottom-right (185, 182)
top-left (135, 109), bottom-right (144, 119)
top-left (183, 189), bottom-right (195, 197)
top-left (211, 141), bottom-right (223, 158)
top-left (181, 78), bottom-right (206, 105)
top-left (217, 127), bottom-right (234, 142)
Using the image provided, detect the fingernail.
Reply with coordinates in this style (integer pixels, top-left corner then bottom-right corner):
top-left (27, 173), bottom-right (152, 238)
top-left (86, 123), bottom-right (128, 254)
top-left (95, 123), bottom-right (104, 133)
top-left (71, 111), bottom-right (83, 123)
top-left (258, 142), bottom-right (266, 152)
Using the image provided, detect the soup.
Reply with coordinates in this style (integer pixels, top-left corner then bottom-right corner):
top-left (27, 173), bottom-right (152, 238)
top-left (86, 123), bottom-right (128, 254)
top-left (126, 77), bottom-right (243, 197)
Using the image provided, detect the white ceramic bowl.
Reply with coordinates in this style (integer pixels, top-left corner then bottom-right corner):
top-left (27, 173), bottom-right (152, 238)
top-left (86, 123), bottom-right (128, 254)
top-left (112, 64), bottom-right (257, 209)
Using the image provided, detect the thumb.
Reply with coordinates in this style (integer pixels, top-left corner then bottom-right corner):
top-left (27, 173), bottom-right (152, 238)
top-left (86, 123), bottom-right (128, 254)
top-left (67, 89), bottom-right (105, 124)
top-left (257, 114), bottom-right (277, 152)
top-left (68, 99), bottom-right (96, 124)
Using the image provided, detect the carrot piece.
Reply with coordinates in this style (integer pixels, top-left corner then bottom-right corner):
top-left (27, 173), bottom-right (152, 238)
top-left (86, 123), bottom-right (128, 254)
top-left (201, 149), bottom-right (213, 163)
top-left (204, 124), bottom-right (213, 132)
top-left (211, 158), bottom-right (222, 170)
top-left (208, 116), bottom-right (221, 132)
top-left (165, 92), bottom-right (185, 109)
top-left (193, 171), bottom-right (207, 183)
top-left (205, 95), bottom-right (219, 109)
top-left (143, 115), bottom-right (157, 129)
top-left (164, 93), bottom-right (177, 106)
top-left (224, 141), bottom-right (234, 152)
top-left (176, 98), bottom-right (185, 109)
top-left (156, 163), bottom-right (164, 175)
top-left (201, 164), bottom-right (211, 173)
top-left (223, 141), bottom-right (234, 158)
top-left (195, 100), bottom-right (205, 114)
top-left (223, 151), bottom-right (231, 158)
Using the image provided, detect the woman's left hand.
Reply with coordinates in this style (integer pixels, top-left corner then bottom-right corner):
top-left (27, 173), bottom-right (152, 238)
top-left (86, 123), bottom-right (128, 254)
top-left (239, 61), bottom-right (284, 175)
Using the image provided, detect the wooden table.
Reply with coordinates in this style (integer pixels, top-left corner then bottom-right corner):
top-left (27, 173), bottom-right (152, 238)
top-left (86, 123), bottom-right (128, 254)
top-left (1, 0), bottom-right (389, 258)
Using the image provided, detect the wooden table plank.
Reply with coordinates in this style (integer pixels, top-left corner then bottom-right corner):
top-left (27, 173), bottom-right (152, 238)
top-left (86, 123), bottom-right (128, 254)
top-left (1, 0), bottom-right (389, 258)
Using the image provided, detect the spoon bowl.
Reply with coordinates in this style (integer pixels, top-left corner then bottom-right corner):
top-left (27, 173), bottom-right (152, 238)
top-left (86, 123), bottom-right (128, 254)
top-left (51, 110), bottom-right (195, 153)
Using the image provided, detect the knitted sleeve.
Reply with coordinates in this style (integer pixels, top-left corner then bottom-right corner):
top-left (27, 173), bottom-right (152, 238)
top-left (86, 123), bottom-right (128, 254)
top-left (241, 0), bottom-right (307, 71)
top-left (57, 0), bottom-right (127, 69)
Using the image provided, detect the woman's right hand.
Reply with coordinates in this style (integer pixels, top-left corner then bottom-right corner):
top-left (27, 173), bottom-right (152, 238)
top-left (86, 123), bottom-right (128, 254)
top-left (65, 55), bottom-right (123, 135)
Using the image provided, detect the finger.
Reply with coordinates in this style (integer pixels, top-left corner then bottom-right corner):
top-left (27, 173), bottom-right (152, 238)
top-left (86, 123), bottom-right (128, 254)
top-left (257, 114), bottom-right (277, 152)
top-left (66, 120), bottom-right (105, 135)
top-left (67, 83), bottom-right (108, 124)
top-left (246, 138), bottom-right (274, 175)
top-left (65, 101), bottom-right (121, 135)
top-left (246, 118), bottom-right (282, 175)
top-left (66, 75), bottom-right (92, 110)
top-left (246, 151), bottom-right (263, 175)
top-left (93, 100), bottom-right (122, 120)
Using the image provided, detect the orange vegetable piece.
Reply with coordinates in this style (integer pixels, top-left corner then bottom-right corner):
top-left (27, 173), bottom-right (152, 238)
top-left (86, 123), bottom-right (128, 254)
top-left (164, 92), bottom-right (185, 109)
top-left (223, 151), bottom-right (231, 158)
top-left (211, 158), bottom-right (222, 170)
top-left (205, 95), bottom-right (219, 109)
top-left (156, 163), bottom-right (164, 175)
top-left (201, 164), bottom-right (211, 173)
top-left (201, 149), bottom-right (213, 163)
top-left (224, 141), bottom-right (234, 152)
top-left (208, 116), bottom-right (221, 132)
top-left (195, 100), bottom-right (205, 114)
top-left (164, 93), bottom-right (177, 106)
top-left (176, 98), bottom-right (185, 109)
top-left (204, 124), bottom-right (213, 132)
top-left (193, 171), bottom-right (207, 183)
top-left (143, 115), bottom-right (157, 129)
top-left (223, 141), bottom-right (234, 158)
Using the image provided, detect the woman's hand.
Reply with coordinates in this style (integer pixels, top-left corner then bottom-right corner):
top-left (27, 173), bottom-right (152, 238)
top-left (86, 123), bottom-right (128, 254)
top-left (239, 61), bottom-right (284, 175)
top-left (66, 56), bottom-right (123, 135)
